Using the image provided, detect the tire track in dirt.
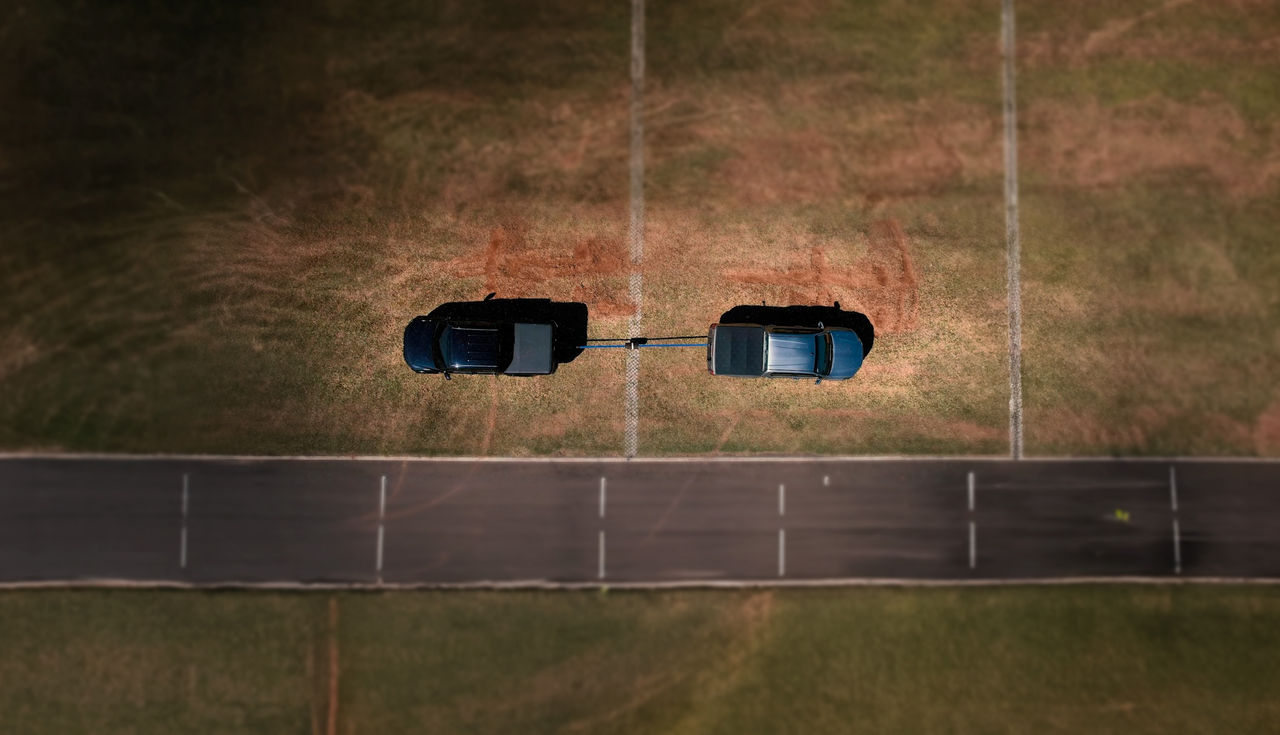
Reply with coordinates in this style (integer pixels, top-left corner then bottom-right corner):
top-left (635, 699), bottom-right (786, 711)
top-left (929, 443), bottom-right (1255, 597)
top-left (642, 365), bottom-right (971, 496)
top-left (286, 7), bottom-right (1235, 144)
top-left (448, 223), bottom-right (636, 316)
top-left (722, 219), bottom-right (919, 333)
top-left (1083, 0), bottom-right (1192, 54)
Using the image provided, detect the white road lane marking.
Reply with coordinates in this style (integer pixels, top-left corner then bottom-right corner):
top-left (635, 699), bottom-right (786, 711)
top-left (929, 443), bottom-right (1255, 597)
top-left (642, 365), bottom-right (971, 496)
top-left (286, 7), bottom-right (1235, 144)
top-left (600, 476), bottom-right (607, 518)
top-left (1002, 0), bottom-right (1024, 460)
top-left (1170, 465), bottom-right (1182, 575)
top-left (969, 521), bottom-right (977, 570)
top-left (823, 475), bottom-right (830, 487)
top-left (377, 475), bottom-right (387, 577)
top-left (778, 529), bottom-right (786, 577)
top-left (779, 484), bottom-right (785, 516)
top-left (967, 471), bottom-right (976, 570)
top-left (180, 473), bottom-right (189, 569)
top-left (599, 531), bottom-right (607, 580)
top-left (1173, 519), bottom-right (1183, 575)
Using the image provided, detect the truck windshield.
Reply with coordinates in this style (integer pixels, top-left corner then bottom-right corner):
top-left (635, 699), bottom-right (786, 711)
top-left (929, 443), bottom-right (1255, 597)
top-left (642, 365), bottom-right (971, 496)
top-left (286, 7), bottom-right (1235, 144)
top-left (816, 334), bottom-right (832, 375)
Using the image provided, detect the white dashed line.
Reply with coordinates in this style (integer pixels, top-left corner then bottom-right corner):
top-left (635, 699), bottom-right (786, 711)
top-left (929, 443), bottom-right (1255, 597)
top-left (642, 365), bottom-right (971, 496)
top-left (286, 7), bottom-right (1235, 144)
top-left (598, 531), bottom-right (607, 580)
top-left (599, 476), bottom-right (607, 518)
top-left (1173, 519), bottom-right (1183, 575)
top-left (968, 471), bottom-right (976, 570)
top-left (969, 522), bottom-right (977, 570)
top-left (823, 475), bottom-right (830, 487)
top-left (1170, 465), bottom-right (1182, 575)
top-left (376, 475), bottom-right (387, 577)
top-left (778, 529), bottom-right (786, 577)
top-left (778, 484), bottom-right (785, 516)
top-left (180, 473), bottom-right (189, 569)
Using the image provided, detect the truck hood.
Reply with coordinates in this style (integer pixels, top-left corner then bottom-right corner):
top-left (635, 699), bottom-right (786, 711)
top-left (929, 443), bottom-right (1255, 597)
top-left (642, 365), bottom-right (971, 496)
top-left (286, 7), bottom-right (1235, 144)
top-left (403, 317), bottom-right (441, 372)
top-left (826, 330), bottom-right (864, 380)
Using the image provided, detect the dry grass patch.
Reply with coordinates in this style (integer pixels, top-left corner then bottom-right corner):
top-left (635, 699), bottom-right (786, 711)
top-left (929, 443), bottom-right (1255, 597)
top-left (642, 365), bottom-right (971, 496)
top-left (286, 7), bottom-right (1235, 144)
top-left (1024, 96), bottom-right (1280, 197)
top-left (1020, 0), bottom-right (1280, 455)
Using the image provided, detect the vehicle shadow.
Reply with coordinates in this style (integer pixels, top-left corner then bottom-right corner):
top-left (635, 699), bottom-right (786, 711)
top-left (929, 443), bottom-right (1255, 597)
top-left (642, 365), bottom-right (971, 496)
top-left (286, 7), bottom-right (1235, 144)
top-left (425, 298), bottom-right (589, 365)
top-left (716, 303), bottom-right (875, 357)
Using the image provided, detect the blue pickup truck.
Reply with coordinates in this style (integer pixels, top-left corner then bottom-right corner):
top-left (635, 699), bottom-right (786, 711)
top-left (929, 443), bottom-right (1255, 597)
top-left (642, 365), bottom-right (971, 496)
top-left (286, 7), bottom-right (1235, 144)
top-left (707, 323), bottom-right (864, 382)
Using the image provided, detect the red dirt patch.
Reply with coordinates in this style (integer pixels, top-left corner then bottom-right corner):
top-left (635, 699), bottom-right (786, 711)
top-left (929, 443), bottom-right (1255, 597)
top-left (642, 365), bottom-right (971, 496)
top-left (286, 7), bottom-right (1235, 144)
top-left (721, 219), bottom-right (920, 333)
top-left (447, 222), bottom-right (634, 315)
top-left (1255, 400), bottom-right (1280, 456)
top-left (1024, 97), bottom-right (1280, 197)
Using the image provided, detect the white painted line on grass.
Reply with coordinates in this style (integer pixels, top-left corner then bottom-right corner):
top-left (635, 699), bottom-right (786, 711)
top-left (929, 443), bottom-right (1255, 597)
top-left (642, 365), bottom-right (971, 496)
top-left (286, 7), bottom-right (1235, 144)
top-left (598, 531), bottom-right (607, 580)
top-left (1002, 0), bottom-right (1024, 461)
top-left (968, 471), bottom-right (975, 511)
top-left (629, 0), bottom-right (645, 268)
top-left (623, 0), bottom-right (645, 459)
top-left (599, 476), bottom-right (607, 518)
top-left (180, 473), bottom-right (189, 569)
top-left (376, 475), bottom-right (387, 576)
top-left (779, 484), bottom-right (785, 516)
top-left (624, 325), bottom-right (641, 458)
top-left (778, 529), bottom-right (786, 577)
top-left (969, 521), bottom-right (977, 570)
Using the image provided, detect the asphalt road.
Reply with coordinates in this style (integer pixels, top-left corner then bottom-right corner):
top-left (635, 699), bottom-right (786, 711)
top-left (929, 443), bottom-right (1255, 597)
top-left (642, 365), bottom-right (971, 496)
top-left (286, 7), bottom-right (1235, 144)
top-left (0, 458), bottom-right (1277, 585)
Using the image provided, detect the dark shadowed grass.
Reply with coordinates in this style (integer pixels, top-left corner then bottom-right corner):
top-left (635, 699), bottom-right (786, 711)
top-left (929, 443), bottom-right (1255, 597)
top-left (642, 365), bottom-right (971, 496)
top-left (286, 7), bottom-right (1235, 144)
top-left (3, 587), bottom-right (1280, 734)
top-left (2, 0), bottom-right (1278, 456)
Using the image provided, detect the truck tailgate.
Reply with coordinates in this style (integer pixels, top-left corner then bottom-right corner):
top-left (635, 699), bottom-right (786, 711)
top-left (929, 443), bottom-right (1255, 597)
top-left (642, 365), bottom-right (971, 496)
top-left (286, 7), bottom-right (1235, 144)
top-left (712, 325), bottom-right (766, 376)
top-left (506, 323), bottom-right (554, 375)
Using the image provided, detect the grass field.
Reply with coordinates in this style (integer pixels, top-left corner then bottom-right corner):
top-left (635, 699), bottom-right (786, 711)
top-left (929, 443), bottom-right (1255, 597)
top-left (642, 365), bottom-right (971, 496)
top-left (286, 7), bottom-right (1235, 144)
top-left (3, 586), bottom-right (1280, 733)
top-left (639, 1), bottom-right (1007, 454)
top-left (1017, 0), bottom-right (1280, 455)
top-left (1, 0), bottom-right (1276, 456)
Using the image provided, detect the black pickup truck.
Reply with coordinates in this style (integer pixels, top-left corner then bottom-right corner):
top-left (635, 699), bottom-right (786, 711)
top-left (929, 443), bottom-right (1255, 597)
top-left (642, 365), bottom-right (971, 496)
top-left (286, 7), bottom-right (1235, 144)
top-left (403, 297), bottom-right (587, 378)
top-left (404, 317), bottom-right (555, 376)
